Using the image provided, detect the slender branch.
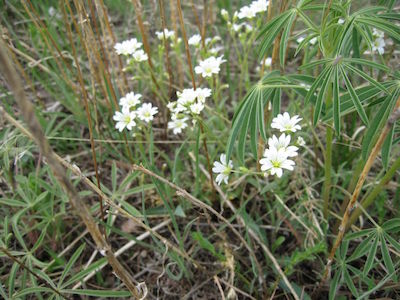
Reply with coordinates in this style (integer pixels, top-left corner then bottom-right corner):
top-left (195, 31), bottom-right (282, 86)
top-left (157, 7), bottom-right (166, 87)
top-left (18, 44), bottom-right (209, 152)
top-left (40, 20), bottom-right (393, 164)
top-left (0, 247), bottom-right (68, 299)
top-left (0, 39), bottom-right (142, 299)
top-left (316, 96), bottom-right (400, 294)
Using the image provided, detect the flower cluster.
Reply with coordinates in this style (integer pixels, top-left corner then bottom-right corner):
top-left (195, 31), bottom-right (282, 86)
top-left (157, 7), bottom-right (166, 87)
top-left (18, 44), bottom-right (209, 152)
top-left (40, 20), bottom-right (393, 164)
top-left (167, 88), bottom-right (211, 134)
top-left (195, 55), bottom-right (226, 78)
top-left (372, 28), bottom-right (385, 55)
top-left (237, 0), bottom-right (268, 19)
top-left (259, 113), bottom-right (303, 178)
top-left (113, 91), bottom-right (158, 132)
top-left (114, 38), bottom-right (147, 62)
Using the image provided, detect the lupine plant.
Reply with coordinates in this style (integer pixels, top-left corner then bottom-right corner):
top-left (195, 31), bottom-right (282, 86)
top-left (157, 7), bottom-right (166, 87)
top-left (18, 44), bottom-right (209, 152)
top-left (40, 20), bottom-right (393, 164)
top-left (0, 0), bottom-right (399, 299)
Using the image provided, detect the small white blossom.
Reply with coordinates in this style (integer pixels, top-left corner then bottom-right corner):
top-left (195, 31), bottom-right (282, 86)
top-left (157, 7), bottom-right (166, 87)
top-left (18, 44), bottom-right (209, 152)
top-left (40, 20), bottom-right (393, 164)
top-left (238, 6), bottom-right (256, 19)
top-left (195, 55), bottom-right (226, 78)
top-left (212, 154), bottom-right (233, 185)
top-left (156, 28), bottom-right (175, 40)
top-left (119, 92), bottom-right (141, 109)
top-left (271, 112), bottom-right (302, 133)
top-left (338, 18), bottom-right (345, 24)
top-left (114, 38), bottom-right (142, 56)
top-left (221, 9), bottom-right (229, 20)
top-left (296, 36), bottom-right (305, 44)
top-left (137, 103), bottom-right (158, 122)
top-left (264, 57), bottom-right (272, 68)
top-left (310, 37), bottom-right (317, 45)
top-left (195, 88), bottom-right (212, 103)
top-left (259, 148), bottom-right (295, 178)
top-left (372, 28), bottom-right (384, 39)
top-left (113, 106), bottom-right (137, 132)
top-left (297, 136), bottom-right (305, 147)
top-left (268, 134), bottom-right (298, 157)
top-left (190, 102), bottom-right (204, 115)
top-left (168, 116), bottom-right (188, 134)
top-left (372, 37), bottom-right (385, 55)
top-left (131, 49), bottom-right (148, 62)
top-left (188, 34), bottom-right (202, 46)
top-left (177, 88), bottom-right (197, 106)
top-left (250, 0), bottom-right (269, 14)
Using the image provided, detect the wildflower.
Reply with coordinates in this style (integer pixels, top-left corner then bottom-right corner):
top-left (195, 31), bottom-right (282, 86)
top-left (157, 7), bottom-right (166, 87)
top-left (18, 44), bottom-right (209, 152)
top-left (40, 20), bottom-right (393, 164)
top-left (188, 34), bottom-right (202, 46)
top-left (271, 112), bottom-right (302, 133)
top-left (310, 37), bottom-right (317, 45)
top-left (264, 57), bottom-right (272, 68)
top-left (131, 49), bottom-right (148, 62)
top-left (268, 134), bottom-right (298, 157)
top-left (209, 46), bottom-right (224, 55)
top-left (113, 106), bottom-right (137, 132)
top-left (221, 9), bottom-right (229, 20)
top-left (259, 148), bottom-right (295, 178)
top-left (296, 36), bottom-right (305, 44)
top-left (250, 0), bottom-right (269, 14)
top-left (338, 18), bottom-right (345, 24)
top-left (177, 88), bottom-right (197, 106)
top-left (168, 116), bottom-right (188, 134)
top-left (195, 55), bottom-right (226, 78)
top-left (237, 5), bottom-right (256, 19)
top-left (212, 154), bottom-right (233, 185)
top-left (48, 6), bottom-right (61, 19)
top-left (195, 88), bottom-right (212, 103)
top-left (372, 37), bottom-right (385, 55)
top-left (114, 38), bottom-right (142, 56)
top-left (372, 28), bottom-right (384, 39)
top-left (190, 102), bottom-right (204, 115)
top-left (137, 103), bottom-right (158, 122)
top-left (296, 136), bottom-right (305, 147)
top-left (119, 92), bottom-right (141, 109)
top-left (156, 28), bottom-right (175, 40)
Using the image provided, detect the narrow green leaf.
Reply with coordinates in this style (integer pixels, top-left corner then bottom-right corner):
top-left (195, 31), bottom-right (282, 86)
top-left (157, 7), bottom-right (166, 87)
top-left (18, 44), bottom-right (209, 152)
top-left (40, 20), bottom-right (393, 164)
top-left (313, 68), bottom-right (333, 125)
top-left (343, 268), bottom-right (358, 297)
top-left (329, 269), bottom-right (342, 300)
top-left (340, 65), bottom-right (369, 125)
top-left (59, 244), bottom-right (86, 288)
top-left (305, 65), bottom-right (332, 105)
top-left (333, 66), bottom-right (340, 134)
top-left (381, 235), bottom-right (397, 281)
top-left (381, 124), bottom-right (394, 170)
top-left (280, 12), bottom-right (297, 67)
top-left (62, 289), bottom-right (131, 297)
top-left (363, 236), bottom-right (378, 276)
top-left (344, 63), bottom-right (389, 93)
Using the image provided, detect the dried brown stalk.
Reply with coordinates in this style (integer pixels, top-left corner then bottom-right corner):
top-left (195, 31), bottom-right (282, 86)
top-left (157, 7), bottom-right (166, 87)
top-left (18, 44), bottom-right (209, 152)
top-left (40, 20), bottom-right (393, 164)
top-left (316, 96), bottom-right (400, 294)
top-left (0, 38), bottom-right (142, 299)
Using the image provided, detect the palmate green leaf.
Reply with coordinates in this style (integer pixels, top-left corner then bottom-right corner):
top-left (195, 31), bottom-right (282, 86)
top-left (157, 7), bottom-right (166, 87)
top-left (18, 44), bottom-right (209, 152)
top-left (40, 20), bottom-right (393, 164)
top-left (380, 235), bottom-right (397, 281)
top-left (58, 244), bottom-right (85, 288)
top-left (279, 11), bottom-right (297, 67)
top-left (348, 232), bottom-right (375, 262)
top-left (343, 267), bottom-right (359, 297)
top-left (382, 218), bottom-right (400, 232)
top-left (329, 269), bottom-right (342, 300)
top-left (340, 65), bottom-right (369, 125)
top-left (342, 58), bottom-right (390, 72)
top-left (258, 10), bottom-right (295, 60)
top-left (62, 289), bottom-right (131, 297)
top-left (381, 124), bottom-right (395, 170)
top-left (333, 66), bottom-right (340, 133)
top-left (313, 67), bottom-right (334, 125)
top-left (362, 88), bottom-right (400, 159)
top-left (344, 63), bottom-right (389, 93)
top-left (363, 236), bottom-right (378, 276)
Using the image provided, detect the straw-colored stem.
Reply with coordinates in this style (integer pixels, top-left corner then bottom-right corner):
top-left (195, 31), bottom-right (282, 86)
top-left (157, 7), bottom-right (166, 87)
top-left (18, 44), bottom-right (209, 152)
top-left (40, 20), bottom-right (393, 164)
top-left (317, 96), bottom-right (400, 294)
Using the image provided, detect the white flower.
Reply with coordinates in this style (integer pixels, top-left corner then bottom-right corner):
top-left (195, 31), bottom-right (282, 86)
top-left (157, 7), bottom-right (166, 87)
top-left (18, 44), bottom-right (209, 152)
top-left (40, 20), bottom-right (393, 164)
top-left (137, 103), bottom-right (158, 122)
top-left (250, 0), bottom-right (269, 14)
top-left (338, 18), bottom-right (345, 24)
top-left (268, 134), bottom-right (298, 157)
top-left (119, 92), bottom-right (142, 109)
top-left (237, 6), bottom-right (256, 19)
top-left (259, 148), bottom-right (295, 178)
top-left (271, 112), bottom-right (302, 133)
top-left (195, 88), bottom-right (212, 103)
top-left (156, 28), bottom-right (175, 40)
top-left (310, 37), bottom-right (317, 45)
top-left (263, 57), bottom-right (272, 68)
top-left (188, 34), bottom-right (202, 46)
top-left (300, 83), bottom-right (311, 91)
top-left (113, 106), bottom-right (136, 132)
top-left (195, 55), bottom-right (226, 78)
top-left (212, 154), bottom-right (233, 185)
top-left (168, 116), bottom-right (188, 134)
top-left (221, 9), bottom-right (229, 20)
top-left (177, 88), bottom-right (197, 106)
top-left (114, 38), bottom-right (142, 56)
top-left (209, 46), bottom-right (224, 55)
top-left (372, 37), bottom-right (385, 55)
top-left (296, 36), bottom-right (305, 44)
top-left (233, 23), bottom-right (243, 32)
top-left (131, 49), bottom-right (148, 62)
top-left (297, 136), bottom-right (305, 147)
top-left (48, 6), bottom-right (61, 19)
top-left (372, 28), bottom-right (384, 39)
top-left (190, 102), bottom-right (204, 115)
